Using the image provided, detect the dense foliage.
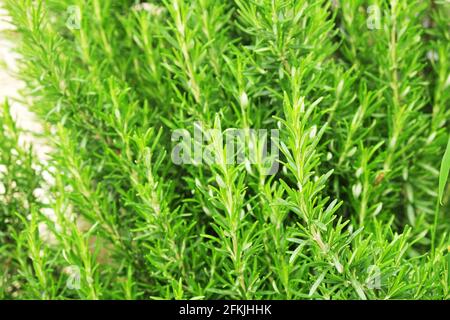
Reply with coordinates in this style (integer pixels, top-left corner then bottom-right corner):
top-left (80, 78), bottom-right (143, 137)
top-left (0, 0), bottom-right (449, 299)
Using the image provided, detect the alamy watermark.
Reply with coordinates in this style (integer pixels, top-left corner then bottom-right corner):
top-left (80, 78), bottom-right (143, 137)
top-left (171, 122), bottom-right (280, 175)
top-left (366, 265), bottom-right (382, 290)
top-left (367, 5), bottom-right (382, 30)
top-left (65, 265), bottom-right (81, 290)
top-left (66, 6), bottom-right (81, 30)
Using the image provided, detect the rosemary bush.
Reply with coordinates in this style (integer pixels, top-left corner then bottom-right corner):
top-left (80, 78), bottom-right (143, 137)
top-left (0, 0), bottom-right (449, 299)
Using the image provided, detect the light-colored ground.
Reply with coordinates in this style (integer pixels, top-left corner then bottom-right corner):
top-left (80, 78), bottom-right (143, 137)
top-left (0, 3), bottom-right (52, 162)
top-left (0, 3), bottom-right (56, 237)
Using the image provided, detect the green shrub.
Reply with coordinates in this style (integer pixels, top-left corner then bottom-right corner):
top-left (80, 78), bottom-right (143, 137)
top-left (1, 0), bottom-right (449, 299)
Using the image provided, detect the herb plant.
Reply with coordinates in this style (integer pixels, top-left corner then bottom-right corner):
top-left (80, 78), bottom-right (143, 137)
top-left (0, 0), bottom-right (449, 299)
